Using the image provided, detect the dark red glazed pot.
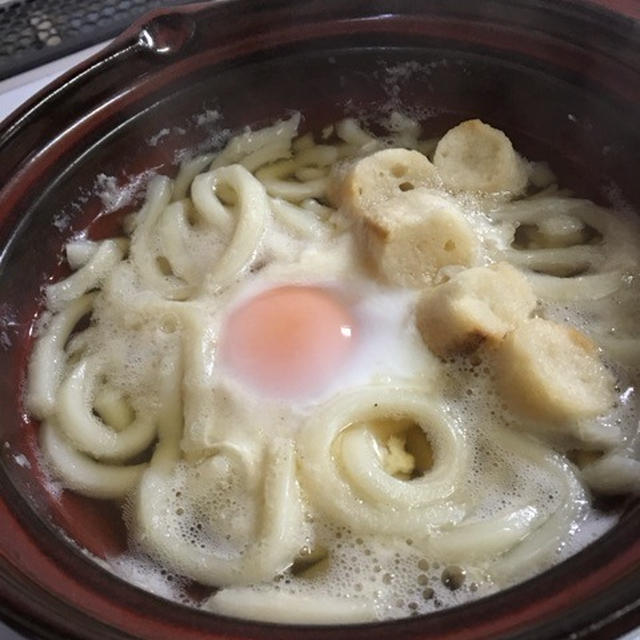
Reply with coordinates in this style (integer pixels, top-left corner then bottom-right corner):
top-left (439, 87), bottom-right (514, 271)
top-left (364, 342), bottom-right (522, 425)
top-left (1, 1), bottom-right (639, 638)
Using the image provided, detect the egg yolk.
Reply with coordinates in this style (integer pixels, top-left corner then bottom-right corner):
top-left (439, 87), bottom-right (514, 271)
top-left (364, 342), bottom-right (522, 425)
top-left (220, 285), bottom-right (356, 397)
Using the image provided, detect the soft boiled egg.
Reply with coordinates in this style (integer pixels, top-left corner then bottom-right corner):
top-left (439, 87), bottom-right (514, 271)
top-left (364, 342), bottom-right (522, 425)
top-left (219, 285), bottom-right (356, 398)
top-left (217, 278), bottom-right (436, 406)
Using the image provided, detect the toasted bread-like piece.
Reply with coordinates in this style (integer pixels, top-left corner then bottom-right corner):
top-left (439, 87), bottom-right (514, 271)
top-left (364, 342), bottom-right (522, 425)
top-left (416, 263), bottom-right (536, 357)
top-left (329, 148), bottom-right (440, 210)
top-left (361, 187), bottom-right (477, 287)
top-left (433, 119), bottom-right (528, 196)
top-left (496, 318), bottom-right (615, 424)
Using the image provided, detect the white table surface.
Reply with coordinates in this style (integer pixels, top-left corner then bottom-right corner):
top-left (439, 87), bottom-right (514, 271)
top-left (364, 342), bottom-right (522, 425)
top-left (0, 41), bottom-right (108, 125)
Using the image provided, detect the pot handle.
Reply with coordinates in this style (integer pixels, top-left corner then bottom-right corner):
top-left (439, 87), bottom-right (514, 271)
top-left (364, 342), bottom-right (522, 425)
top-left (0, 7), bottom-right (198, 180)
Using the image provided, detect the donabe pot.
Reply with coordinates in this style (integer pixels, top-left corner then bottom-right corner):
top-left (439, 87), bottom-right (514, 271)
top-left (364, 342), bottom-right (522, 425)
top-left (0, 1), bottom-right (639, 639)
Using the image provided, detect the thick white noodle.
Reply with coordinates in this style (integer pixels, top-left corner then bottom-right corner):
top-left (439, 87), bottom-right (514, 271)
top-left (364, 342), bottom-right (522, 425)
top-left (210, 113), bottom-right (300, 171)
top-left (581, 453), bottom-right (640, 495)
top-left (205, 588), bottom-right (377, 624)
top-left (423, 425), bottom-right (586, 572)
top-left (178, 310), bottom-right (217, 454)
top-left (527, 271), bottom-right (623, 302)
top-left (93, 386), bottom-right (134, 431)
top-left (425, 506), bottom-right (540, 562)
top-left (491, 197), bottom-right (627, 242)
top-left (42, 353), bottom-right (184, 499)
top-left (191, 164), bottom-right (270, 290)
top-left (135, 438), bottom-right (305, 586)
top-left (340, 425), bottom-right (459, 507)
top-left (491, 196), bottom-right (637, 302)
top-left (255, 159), bottom-right (328, 202)
top-left (298, 385), bottom-right (467, 536)
top-left (56, 357), bottom-right (157, 462)
top-left (27, 293), bottom-right (95, 418)
top-left (191, 170), bottom-right (235, 231)
top-left (157, 199), bottom-right (200, 284)
top-left (46, 239), bottom-right (126, 310)
top-left (501, 245), bottom-right (604, 273)
top-left (235, 140), bottom-right (294, 173)
top-left (335, 118), bottom-right (377, 148)
top-left (269, 197), bottom-right (331, 239)
top-left (489, 428), bottom-right (587, 582)
top-left (129, 175), bottom-right (193, 300)
top-left (172, 154), bottom-right (214, 202)
top-left (65, 239), bottom-right (99, 270)
top-left (40, 421), bottom-right (146, 499)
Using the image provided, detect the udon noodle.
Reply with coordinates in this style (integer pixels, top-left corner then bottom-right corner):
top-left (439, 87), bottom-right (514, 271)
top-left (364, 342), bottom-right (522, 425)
top-left (26, 113), bottom-right (640, 623)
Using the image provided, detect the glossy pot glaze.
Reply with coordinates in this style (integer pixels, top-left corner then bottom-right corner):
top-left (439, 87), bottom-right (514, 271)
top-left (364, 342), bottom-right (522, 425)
top-left (0, 1), bottom-right (639, 639)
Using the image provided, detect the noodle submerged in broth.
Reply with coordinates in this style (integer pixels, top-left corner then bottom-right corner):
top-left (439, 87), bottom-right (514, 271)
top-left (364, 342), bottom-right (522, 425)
top-left (26, 113), bottom-right (640, 623)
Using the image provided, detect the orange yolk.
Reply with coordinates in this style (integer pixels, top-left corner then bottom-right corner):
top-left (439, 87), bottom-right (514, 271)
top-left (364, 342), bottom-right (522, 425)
top-left (220, 285), bottom-right (356, 397)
